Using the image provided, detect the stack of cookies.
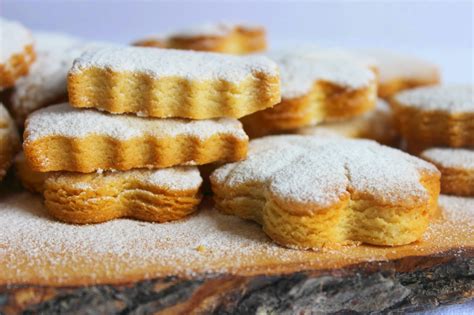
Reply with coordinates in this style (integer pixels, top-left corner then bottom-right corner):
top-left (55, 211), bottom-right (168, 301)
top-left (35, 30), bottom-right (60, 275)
top-left (0, 19), bottom-right (460, 254)
top-left (20, 45), bottom-right (280, 224)
top-left (392, 85), bottom-right (473, 197)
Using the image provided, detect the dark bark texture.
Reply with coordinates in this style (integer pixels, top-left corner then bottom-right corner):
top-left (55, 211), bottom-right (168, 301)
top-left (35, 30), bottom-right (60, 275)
top-left (1, 251), bottom-right (473, 314)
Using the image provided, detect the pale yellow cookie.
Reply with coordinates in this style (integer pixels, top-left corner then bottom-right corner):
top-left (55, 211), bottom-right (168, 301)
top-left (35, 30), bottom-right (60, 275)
top-left (420, 148), bottom-right (474, 196)
top-left (68, 46), bottom-right (280, 119)
top-left (242, 51), bottom-right (377, 137)
top-left (0, 103), bottom-right (20, 180)
top-left (134, 22), bottom-right (266, 54)
top-left (392, 85), bottom-right (473, 152)
top-left (211, 135), bottom-right (440, 249)
top-left (358, 50), bottom-right (440, 99)
top-left (0, 18), bottom-right (36, 88)
top-left (43, 166), bottom-right (202, 224)
top-left (23, 103), bottom-right (249, 173)
top-left (296, 98), bottom-right (399, 145)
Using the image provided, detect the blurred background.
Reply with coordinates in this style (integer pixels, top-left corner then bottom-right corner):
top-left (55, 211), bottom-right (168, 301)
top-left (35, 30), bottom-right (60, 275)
top-left (2, 0), bottom-right (473, 84)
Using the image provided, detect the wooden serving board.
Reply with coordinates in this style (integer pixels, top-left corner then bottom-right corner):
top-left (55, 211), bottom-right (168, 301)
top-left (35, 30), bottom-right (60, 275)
top-left (0, 192), bottom-right (472, 314)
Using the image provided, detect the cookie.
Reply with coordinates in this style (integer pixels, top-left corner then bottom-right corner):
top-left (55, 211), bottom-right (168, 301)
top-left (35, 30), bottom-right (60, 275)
top-left (134, 22), bottom-right (266, 54)
top-left (8, 32), bottom-right (83, 125)
top-left (392, 85), bottom-right (473, 151)
top-left (211, 135), bottom-right (440, 249)
top-left (23, 103), bottom-right (248, 173)
top-left (360, 50), bottom-right (440, 99)
top-left (14, 152), bottom-right (46, 193)
top-left (43, 166), bottom-right (202, 224)
top-left (68, 46), bottom-right (280, 119)
top-left (241, 51), bottom-right (377, 137)
top-left (296, 98), bottom-right (399, 145)
top-left (0, 18), bottom-right (36, 88)
top-left (420, 148), bottom-right (474, 196)
top-left (0, 103), bottom-right (20, 180)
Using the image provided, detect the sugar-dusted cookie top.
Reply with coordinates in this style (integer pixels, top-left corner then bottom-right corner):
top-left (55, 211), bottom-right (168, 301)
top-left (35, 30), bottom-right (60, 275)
top-left (359, 50), bottom-right (439, 83)
top-left (70, 46), bottom-right (278, 82)
top-left (0, 18), bottom-right (34, 63)
top-left (165, 22), bottom-right (263, 38)
top-left (267, 51), bottom-right (375, 99)
top-left (25, 103), bottom-right (248, 142)
top-left (212, 135), bottom-right (438, 213)
top-left (394, 85), bottom-right (473, 113)
top-left (50, 166), bottom-right (202, 192)
top-left (421, 148), bottom-right (474, 170)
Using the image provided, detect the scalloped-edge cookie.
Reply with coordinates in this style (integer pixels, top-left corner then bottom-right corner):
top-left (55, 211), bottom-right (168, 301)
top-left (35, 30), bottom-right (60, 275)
top-left (134, 22), bottom-right (266, 54)
top-left (211, 135), bottom-right (440, 249)
top-left (358, 50), bottom-right (440, 99)
top-left (68, 46), bottom-right (280, 119)
top-left (420, 148), bottom-right (474, 197)
top-left (0, 103), bottom-right (20, 180)
top-left (241, 51), bottom-right (377, 137)
top-left (14, 151), bottom-right (203, 224)
top-left (23, 103), bottom-right (248, 173)
top-left (296, 98), bottom-right (399, 146)
top-left (0, 18), bottom-right (36, 88)
top-left (44, 166), bottom-right (202, 224)
top-left (392, 85), bottom-right (473, 151)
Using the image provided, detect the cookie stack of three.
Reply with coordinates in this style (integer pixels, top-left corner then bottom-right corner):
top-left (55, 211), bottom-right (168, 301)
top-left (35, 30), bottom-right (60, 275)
top-left (19, 46), bottom-right (281, 224)
top-left (391, 85), bottom-right (474, 198)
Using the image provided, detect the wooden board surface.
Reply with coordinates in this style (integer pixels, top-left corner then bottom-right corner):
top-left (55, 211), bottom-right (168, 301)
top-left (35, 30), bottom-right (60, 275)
top-left (0, 192), bottom-right (472, 313)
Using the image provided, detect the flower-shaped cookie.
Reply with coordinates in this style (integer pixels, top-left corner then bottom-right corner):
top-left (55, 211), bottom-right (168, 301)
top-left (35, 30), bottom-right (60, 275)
top-left (211, 135), bottom-right (440, 249)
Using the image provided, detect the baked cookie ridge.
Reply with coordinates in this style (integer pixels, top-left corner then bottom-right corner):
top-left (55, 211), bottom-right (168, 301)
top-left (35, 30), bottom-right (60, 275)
top-left (43, 166), bottom-right (203, 224)
top-left (68, 46), bottom-right (280, 119)
top-left (23, 103), bottom-right (249, 172)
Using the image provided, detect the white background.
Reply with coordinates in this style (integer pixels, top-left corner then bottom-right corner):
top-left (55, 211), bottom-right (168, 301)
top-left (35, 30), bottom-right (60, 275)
top-left (2, 0), bottom-right (473, 84)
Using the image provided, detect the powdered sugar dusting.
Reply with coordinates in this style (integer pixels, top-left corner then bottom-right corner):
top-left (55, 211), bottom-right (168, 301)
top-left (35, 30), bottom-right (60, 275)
top-left (50, 167), bottom-right (202, 191)
top-left (356, 49), bottom-right (439, 83)
top-left (267, 51), bottom-right (375, 98)
top-left (11, 33), bottom-right (117, 123)
top-left (213, 135), bottom-right (438, 211)
top-left (0, 18), bottom-right (34, 63)
top-left (0, 192), bottom-right (470, 285)
top-left (0, 193), bottom-right (308, 283)
top-left (70, 46), bottom-right (278, 82)
top-left (394, 85), bottom-right (473, 112)
top-left (438, 195), bottom-right (474, 223)
top-left (421, 148), bottom-right (474, 170)
top-left (167, 22), bottom-right (261, 38)
top-left (24, 103), bottom-right (248, 142)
